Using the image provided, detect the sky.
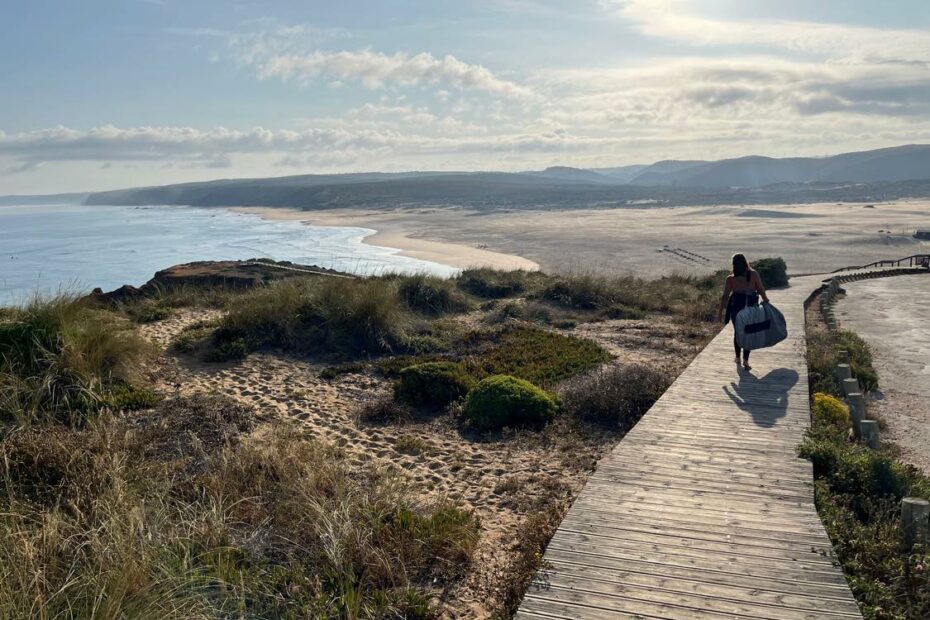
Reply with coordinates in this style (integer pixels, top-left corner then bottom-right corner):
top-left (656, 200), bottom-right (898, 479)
top-left (1, 0), bottom-right (929, 194)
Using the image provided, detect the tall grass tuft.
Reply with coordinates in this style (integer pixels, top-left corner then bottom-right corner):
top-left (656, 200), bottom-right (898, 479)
top-left (0, 294), bottom-right (154, 423)
top-left (212, 278), bottom-right (410, 360)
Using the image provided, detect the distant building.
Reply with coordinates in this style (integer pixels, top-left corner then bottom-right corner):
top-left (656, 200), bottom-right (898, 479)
top-left (916, 229), bottom-right (930, 240)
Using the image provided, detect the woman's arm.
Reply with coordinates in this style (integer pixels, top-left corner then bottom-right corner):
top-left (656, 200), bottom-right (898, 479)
top-left (717, 276), bottom-right (732, 321)
top-left (753, 271), bottom-right (769, 302)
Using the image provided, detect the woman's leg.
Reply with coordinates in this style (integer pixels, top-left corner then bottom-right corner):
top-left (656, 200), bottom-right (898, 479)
top-left (733, 333), bottom-right (741, 360)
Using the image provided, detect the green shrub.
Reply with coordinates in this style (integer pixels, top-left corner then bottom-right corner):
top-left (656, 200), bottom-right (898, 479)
top-left (395, 362), bottom-right (476, 410)
top-left (754, 257), bottom-right (789, 288)
top-left (812, 392), bottom-right (849, 427)
top-left (560, 364), bottom-right (673, 429)
top-left (456, 269), bottom-right (529, 298)
top-left (398, 275), bottom-right (469, 315)
top-left (462, 375), bottom-right (558, 431)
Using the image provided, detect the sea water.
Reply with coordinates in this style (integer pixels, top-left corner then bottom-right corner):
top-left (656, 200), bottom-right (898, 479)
top-left (0, 203), bottom-right (458, 306)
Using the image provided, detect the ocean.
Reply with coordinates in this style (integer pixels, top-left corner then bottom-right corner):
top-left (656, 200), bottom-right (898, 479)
top-left (0, 203), bottom-right (458, 306)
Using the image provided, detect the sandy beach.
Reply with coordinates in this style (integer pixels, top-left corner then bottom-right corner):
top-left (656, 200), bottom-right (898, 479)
top-left (237, 201), bottom-right (930, 277)
top-left (233, 206), bottom-right (540, 272)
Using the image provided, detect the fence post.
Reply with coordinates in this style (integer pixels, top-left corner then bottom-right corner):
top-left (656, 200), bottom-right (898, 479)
top-left (837, 350), bottom-right (850, 364)
top-left (836, 364), bottom-right (852, 382)
top-left (901, 498), bottom-right (930, 549)
top-left (842, 377), bottom-right (860, 397)
top-left (860, 420), bottom-right (879, 449)
top-left (846, 392), bottom-right (864, 436)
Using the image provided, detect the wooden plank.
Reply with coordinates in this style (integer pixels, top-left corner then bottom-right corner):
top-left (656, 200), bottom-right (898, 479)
top-left (517, 276), bottom-right (862, 618)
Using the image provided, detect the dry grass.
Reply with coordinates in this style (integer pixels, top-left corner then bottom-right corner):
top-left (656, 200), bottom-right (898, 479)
top-left (0, 396), bottom-right (480, 619)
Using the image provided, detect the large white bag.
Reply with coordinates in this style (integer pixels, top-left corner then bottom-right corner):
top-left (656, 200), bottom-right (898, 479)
top-left (734, 302), bottom-right (787, 351)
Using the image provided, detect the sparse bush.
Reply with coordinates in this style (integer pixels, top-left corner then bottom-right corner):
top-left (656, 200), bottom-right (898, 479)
top-left (560, 364), bottom-right (673, 429)
top-left (127, 302), bottom-right (173, 323)
top-left (540, 273), bottom-right (633, 310)
top-left (456, 269), bottom-right (530, 298)
top-left (493, 500), bottom-right (566, 617)
top-left (320, 362), bottom-right (366, 380)
top-left (536, 271), bottom-right (725, 322)
top-left (808, 329), bottom-right (878, 396)
top-left (463, 375), bottom-right (558, 431)
top-left (0, 295), bottom-right (153, 423)
top-left (754, 257), bottom-right (789, 288)
top-left (812, 392), bottom-right (849, 427)
top-left (395, 362), bottom-right (476, 410)
top-left (357, 395), bottom-right (414, 425)
top-left (398, 275), bottom-right (469, 315)
top-left (601, 303), bottom-right (645, 320)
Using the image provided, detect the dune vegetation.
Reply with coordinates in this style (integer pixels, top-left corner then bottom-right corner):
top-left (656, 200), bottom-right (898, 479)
top-left (803, 291), bottom-right (930, 619)
top-left (0, 263), bottom-right (727, 617)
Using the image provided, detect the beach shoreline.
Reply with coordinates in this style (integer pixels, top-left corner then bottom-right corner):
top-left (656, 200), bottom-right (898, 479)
top-left (234, 200), bottom-right (930, 278)
top-left (232, 206), bottom-right (540, 272)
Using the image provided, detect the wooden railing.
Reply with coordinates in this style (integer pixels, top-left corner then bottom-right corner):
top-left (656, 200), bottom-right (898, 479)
top-left (831, 254), bottom-right (930, 273)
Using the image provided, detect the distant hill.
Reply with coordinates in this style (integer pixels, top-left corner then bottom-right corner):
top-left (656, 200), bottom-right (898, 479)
top-left (3, 143), bottom-right (922, 211)
top-left (0, 192), bottom-right (89, 206)
top-left (525, 166), bottom-right (619, 184)
top-left (625, 145), bottom-right (930, 188)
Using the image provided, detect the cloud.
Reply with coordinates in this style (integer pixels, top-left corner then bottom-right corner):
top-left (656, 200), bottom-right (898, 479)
top-left (605, 0), bottom-right (930, 65)
top-left (252, 48), bottom-right (532, 98)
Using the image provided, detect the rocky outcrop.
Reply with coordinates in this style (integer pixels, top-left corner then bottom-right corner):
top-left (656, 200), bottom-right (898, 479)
top-left (89, 259), bottom-right (345, 305)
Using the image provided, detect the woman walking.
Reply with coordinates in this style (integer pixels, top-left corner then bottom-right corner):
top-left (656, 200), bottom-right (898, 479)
top-left (718, 253), bottom-right (769, 370)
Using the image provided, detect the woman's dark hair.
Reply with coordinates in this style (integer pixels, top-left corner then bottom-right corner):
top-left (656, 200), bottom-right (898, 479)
top-left (732, 253), bottom-right (751, 279)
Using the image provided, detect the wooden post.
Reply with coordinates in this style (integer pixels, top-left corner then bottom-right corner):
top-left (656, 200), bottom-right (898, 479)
top-left (837, 350), bottom-right (850, 364)
top-left (842, 377), bottom-right (860, 396)
top-left (901, 498), bottom-right (930, 548)
top-left (836, 364), bottom-right (852, 382)
top-left (860, 420), bottom-right (879, 449)
top-left (846, 392), bottom-right (864, 436)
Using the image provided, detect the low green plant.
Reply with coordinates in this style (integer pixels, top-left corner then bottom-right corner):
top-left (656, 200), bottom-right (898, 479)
top-left (460, 326), bottom-right (611, 387)
top-left (395, 362), bottom-right (476, 410)
top-left (799, 419), bottom-right (930, 617)
top-left (462, 375), bottom-right (559, 431)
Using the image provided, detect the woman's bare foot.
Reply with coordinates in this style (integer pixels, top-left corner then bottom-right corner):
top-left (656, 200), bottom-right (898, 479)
top-left (742, 361), bottom-right (752, 371)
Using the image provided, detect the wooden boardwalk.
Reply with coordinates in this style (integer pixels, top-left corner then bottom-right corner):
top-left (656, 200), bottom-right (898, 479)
top-left (517, 276), bottom-right (862, 620)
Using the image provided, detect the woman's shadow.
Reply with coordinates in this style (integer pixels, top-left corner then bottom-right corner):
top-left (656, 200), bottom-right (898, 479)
top-left (722, 368), bottom-right (799, 428)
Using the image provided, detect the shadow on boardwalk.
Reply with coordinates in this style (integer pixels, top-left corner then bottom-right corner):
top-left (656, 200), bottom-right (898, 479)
top-left (723, 367), bottom-right (799, 428)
